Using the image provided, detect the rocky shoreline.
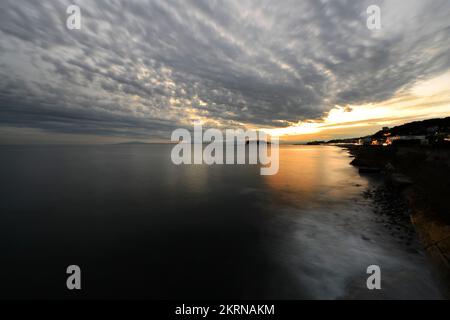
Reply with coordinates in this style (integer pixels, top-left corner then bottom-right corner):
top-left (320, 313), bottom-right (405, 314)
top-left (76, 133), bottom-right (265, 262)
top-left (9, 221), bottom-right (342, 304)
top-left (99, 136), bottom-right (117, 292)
top-left (362, 185), bottom-right (418, 249)
top-left (344, 145), bottom-right (450, 297)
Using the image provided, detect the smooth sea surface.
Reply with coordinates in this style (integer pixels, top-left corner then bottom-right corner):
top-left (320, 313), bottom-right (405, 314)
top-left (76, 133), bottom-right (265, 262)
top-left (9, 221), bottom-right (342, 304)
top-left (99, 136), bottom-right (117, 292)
top-left (0, 144), bottom-right (443, 299)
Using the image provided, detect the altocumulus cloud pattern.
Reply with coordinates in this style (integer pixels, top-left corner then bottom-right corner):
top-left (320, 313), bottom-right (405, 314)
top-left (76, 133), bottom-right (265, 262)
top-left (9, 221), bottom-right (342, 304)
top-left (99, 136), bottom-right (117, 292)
top-left (0, 0), bottom-right (449, 141)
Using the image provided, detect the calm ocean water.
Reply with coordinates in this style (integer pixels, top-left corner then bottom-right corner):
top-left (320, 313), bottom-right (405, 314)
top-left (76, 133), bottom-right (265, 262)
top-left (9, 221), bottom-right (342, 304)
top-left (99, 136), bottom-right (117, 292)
top-left (0, 144), bottom-right (442, 299)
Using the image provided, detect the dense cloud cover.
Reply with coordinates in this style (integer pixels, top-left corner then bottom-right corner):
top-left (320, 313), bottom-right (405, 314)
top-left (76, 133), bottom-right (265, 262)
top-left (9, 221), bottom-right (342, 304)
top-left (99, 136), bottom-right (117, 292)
top-left (1, 0), bottom-right (449, 140)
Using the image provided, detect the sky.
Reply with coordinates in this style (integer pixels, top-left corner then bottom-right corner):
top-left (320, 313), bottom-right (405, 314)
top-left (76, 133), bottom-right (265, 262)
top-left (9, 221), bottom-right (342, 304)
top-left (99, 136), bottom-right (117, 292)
top-left (0, 0), bottom-right (449, 144)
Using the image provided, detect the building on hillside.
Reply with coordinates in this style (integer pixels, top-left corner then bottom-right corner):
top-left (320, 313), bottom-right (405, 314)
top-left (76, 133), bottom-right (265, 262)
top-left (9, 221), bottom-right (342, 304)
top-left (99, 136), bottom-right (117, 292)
top-left (388, 135), bottom-right (428, 146)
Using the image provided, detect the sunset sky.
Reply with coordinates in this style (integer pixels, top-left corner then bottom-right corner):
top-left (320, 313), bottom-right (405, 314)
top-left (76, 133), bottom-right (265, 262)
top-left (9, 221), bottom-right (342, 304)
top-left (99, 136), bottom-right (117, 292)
top-left (1, 0), bottom-right (449, 144)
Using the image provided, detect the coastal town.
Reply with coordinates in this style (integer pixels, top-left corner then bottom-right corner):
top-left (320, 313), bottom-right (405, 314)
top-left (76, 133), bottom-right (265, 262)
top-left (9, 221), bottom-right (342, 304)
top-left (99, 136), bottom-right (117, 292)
top-left (307, 117), bottom-right (450, 147)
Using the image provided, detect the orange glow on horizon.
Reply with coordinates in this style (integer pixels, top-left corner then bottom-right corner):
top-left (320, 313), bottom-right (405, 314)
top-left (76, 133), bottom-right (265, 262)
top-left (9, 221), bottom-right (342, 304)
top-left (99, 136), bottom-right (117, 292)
top-left (261, 70), bottom-right (450, 142)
